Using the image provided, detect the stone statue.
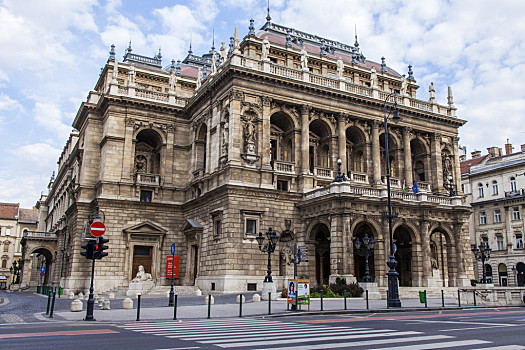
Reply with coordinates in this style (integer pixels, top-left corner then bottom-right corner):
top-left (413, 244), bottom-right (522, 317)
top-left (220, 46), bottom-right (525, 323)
top-left (128, 64), bottom-right (136, 85)
top-left (401, 75), bottom-right (407, 96)
top-left (431, 257), bottom-right (439, 270)
top-left (134, 155), bottom-right (147, 173)
top-left (243, 117), bottom-right (256, 154)
top-left (336, 58), bottom-right (344, 78)
top-left (280, 245), bottom-right (293, 265)
top-left (220, 42), bottom-right (227, 63)
top-left (196, 68), bottom-right (203, 89)
top-left (222, 121), bottom-right (229, 154)
top-left (112, 60), bottom-right (119, 81)
top-left (169, 71), bottom-right (177, 92)
top-left (300, 47), bottom-right (308, 70)
top-left (429, 82), bottom-right (435, 101)
top-left (262, 38), bottom-right (270, 61)
top-left (131, 265), bottom-right (152, 282)
top-left (370, 66), bottom-right (377, 87)
top-left (211, 50), bottom-right (217, 75)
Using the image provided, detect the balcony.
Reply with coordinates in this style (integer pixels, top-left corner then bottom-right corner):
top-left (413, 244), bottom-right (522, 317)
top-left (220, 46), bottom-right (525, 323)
top-left (349, 172), bottom-right (369, 184)
top-left (134, 173), bottom-right (160, 186)
top-left (505, 189), bottom-right (525, 197)
top-left (274, 160), bottom-right (295, 174)
top-left (314, 167), bottom-right (333, 179)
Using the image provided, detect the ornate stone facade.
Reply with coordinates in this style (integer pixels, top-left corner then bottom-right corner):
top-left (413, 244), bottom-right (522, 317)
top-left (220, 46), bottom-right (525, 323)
top-left (26, 21), bottom-right (473, 294)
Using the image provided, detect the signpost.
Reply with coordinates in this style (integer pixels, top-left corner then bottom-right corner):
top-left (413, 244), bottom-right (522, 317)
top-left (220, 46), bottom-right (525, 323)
top-left (89, 221), bottom-right (106, 237)
top-left (168, 243), bottom-right (177, 307)
top-left (166, 256), bottom-right (180, 279)
top-left (40, 266), bottom-right (45, 277)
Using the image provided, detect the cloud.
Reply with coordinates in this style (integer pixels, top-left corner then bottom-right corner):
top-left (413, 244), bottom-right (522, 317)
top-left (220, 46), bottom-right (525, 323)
top-left (0, 93), bottom-right (21, 111)
top-left (32, 102), bottom-right (72, 140)
top-left (12, 143), bottom-right (61, 170)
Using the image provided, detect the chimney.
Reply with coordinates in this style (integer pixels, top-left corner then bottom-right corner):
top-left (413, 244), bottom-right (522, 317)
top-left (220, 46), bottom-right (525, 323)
top-left (505, 138), bottom-right (513, 155)
top-left (487, 147), bottom-right (502, 158)
top-left (471, 150), bottom-right (482, 158)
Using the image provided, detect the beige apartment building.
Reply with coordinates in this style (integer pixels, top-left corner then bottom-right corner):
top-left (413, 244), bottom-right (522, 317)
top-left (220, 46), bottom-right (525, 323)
top-left (21, 18), bottom-right (473, 295)
top-left (461, 143), bottom-right (525, 286)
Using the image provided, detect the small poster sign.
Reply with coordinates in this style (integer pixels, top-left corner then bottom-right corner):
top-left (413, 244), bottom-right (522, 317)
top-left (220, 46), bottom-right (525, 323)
top-left (165, 256), bottom-right (180, 279)
top-left (287, 279), bottom-right (310, 311)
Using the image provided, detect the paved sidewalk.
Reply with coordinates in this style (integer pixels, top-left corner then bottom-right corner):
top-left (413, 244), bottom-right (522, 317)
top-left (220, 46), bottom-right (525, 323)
top-left (52, 296), bottom-right (464, 322)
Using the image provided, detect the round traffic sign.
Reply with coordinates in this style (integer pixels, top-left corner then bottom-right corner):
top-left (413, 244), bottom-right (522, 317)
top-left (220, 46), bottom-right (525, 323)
top-left (171, 243), bottom-right (176, 255)
top-left (90, 221), bottom-right (106, 237)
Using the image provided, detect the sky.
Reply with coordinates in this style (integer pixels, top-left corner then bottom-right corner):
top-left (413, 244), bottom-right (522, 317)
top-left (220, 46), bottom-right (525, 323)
top-left (1, 0), bottom-right (524, 208)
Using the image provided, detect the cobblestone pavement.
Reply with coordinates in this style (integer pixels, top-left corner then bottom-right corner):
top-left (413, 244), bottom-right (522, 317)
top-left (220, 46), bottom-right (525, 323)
top-left (0, 289), bottom-right (259, 324)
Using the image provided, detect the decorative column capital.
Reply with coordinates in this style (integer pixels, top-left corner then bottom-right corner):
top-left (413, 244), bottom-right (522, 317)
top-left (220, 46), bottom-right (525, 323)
top-left (301, 104), bottom-right (311, 115)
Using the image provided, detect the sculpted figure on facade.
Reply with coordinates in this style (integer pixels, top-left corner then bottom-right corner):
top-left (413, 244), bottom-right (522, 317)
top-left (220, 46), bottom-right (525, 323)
top-left (131, 265), bottom-right (152, 282)
top-left (169, 70), bottom-right (177, 93)
top-left (196, 68), bottom-right (203, 89)
top-left (300, 47), bottom-right (308, 70)
top-left (370, 66), bottom-right (378, 87)
top-left (134, 155), bottom-right (147, 173)
top-left (112, 60), bottom-right (119, 82)
top-left (128, 64), bottom-right (136, 85)
top-left (211, 50), bottom-right (217, 75)
top-left (262, 38), bottom-right (270, 61)
top-left (222, 120), bottom-right (229, 155)
top-left (220, 42), bottom-right (227, 64)
top-left (336, 58), bottom-right (344, 78)
top-left (429, 82), bottom-right (436, 101)
top-left (401, 75), bottom-right (407, 96)
top-left (243, 116), bottom-right (257, 154)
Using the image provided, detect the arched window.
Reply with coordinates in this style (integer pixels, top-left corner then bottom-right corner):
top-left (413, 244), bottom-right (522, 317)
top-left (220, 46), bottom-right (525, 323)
top-left (134, 129), bottom-right (162, 175)
top-left (498, 263), bottom-right (508, 286)
top-left (492, 180), bottom-right (498, 195)
top-left (510, 177), bottom-right (517, 193)
top-left (485, 264), bottom-right (493, 283)
top-left (478, 183), bottom-right (484, 198)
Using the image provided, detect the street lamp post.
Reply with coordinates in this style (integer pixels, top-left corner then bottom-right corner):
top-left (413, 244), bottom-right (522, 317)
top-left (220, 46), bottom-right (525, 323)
top-left (354, 233), bottom-right (375, 282)
top-left (334, 158), bottom-right (347, 182)
top-left (447, 174), bottom-right (455, 197)
top-left (256, 228), bottom-right (279, 283)
top-left (383, 92), bottom-right (402, 308)
top-left (472, 241), bottom-right (492, 284)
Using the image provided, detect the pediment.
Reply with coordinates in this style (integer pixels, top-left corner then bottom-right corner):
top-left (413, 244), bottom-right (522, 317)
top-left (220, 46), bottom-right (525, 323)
top-left (181, 219), bottom-right (203, 232)
top-left (123, 221), bottom-right (167, 236)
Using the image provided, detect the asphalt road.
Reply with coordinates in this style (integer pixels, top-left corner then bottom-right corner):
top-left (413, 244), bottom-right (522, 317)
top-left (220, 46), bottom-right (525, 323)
top-left (1, 308), bottom-right (525, 349)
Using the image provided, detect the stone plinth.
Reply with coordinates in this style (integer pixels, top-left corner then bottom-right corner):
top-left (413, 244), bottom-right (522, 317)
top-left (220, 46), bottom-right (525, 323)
top-left (261, 282), bottom-right (279, 300)
top-left (358, 282), bottom-right (381, 299)
top-left (126, 281), bottom-right (154, 297)
top-left (122, 298), bottom-right (133, 309)
top-left (70, 299), bottom-right (83, 312)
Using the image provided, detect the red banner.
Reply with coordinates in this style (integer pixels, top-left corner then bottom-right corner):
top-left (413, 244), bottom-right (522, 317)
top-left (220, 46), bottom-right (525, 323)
top-left (166, 256), bottom-right (180, 279)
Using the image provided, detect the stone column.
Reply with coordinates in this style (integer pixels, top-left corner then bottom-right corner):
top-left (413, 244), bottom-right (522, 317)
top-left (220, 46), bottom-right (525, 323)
top-left (122, 117), bottom-right (135, 181)
top-left (337, 114), bottom-right (347, 174)
top-left (420, 220), bottom-right (432, 285)
top-left (163, 126), bottom-right (174, 185)
top-left (229, 90), bottom-right (243, 166)
top-left (301, 105), bottom-right (310, 174)
top-left (430, 133), bottom-right (443, 193)
top-left (452, 136), bottom-right (461, 194)
top-left (372, 121), bottom-right (381, 184)
top-left (261, 97), bottom-right (272, 169)
top-left (403, 127), bottom-right (413, 186)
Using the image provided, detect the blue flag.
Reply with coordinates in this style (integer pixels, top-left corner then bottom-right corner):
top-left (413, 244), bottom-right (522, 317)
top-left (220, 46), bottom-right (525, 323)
top-left (412, 180), bottom-right (419, 194)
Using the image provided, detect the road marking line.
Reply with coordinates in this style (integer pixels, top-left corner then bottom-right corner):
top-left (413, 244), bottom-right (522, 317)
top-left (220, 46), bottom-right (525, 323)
top-left (0, 329), bottom-right (119, 339)
top-left (470, 346), bottom-right (525, 350)
top-left (217, 331), bottom-right (422, 348)
top-left (370, 339), bottom-right (490, 350)
top-left (440, 324), bottom-right (522, 332)
top-left (252, 335), bottom-right (453, 350)
top-left (408, 319), bottom-right (514, 326)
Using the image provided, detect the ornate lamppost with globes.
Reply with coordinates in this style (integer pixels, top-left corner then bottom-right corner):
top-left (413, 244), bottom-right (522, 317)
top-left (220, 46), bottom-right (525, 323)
top-left (354, 233), bottom-right (375, 282)
top-left (256, 228), bottom-right (280, 283)
top-left (472, 241), bottom-right (492, 284)
top-left (383, 91), bottom-right (402, 307)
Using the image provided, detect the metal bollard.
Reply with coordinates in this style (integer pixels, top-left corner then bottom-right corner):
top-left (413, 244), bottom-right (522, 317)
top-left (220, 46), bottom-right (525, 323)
top-left (473, 290), bottom-right (477, 306)
top-left (441, 290), bottom-right (445, 307)
top-left (207, 295), bottom-right (212, 319)
top-left (458, 290), bottom-right (461, 307)
top-left (268, 292), bottom-right (271, 315)
top-left (344, 290), bottom-right (347, 310)
top-left (320, 290), bottom-right (324, 311)
top-left (424, 290), bottom-right (427, 308)
top-left (173, 295), bottom-right (178, 320)
top-left (46, 291), bottom-right (52, 315)
top-left (239, 294), bottom-right (243, 318)
top-left (49, 291), bottom-right (56, 318)
top-left (366, 290), bottom-right (369, 310)
top-left (387, 293), bottom-right (390, 309)
top-left (136, 294), bottom-right (141, 321)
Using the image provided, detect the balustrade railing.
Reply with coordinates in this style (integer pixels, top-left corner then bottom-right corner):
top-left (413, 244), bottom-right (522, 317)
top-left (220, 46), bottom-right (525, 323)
top-left (314, 167), bottom-right (333, 178)
top-left (135, 173), bottom-right (160, 186)
top-left (309, 73), bottom-right (339, 89)
top-left (350, 172), bottom-right (368, 184)
top-left (274, 160), bottom-right (295, 174)
top-left (135, 88), bottom-right (169, 102)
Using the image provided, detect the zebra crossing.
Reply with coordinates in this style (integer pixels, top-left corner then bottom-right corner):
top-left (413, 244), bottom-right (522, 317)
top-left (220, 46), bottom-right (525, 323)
top-left (118, 318), bottom-right (525, 350)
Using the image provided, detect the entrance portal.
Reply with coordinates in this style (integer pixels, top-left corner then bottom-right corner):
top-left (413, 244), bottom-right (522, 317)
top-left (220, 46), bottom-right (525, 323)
top-left (394, 226), bottom-right (412, 287)
top-left (311, 223), bottom-right (330, 286)
top-left (132, 246), bottom-right (152, 278)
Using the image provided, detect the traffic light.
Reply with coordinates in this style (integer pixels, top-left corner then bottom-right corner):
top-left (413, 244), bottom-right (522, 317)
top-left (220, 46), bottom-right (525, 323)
top-left (80, 240), bottom-right (96, 260)
top-left (94, 237), bottom-right (109, 260)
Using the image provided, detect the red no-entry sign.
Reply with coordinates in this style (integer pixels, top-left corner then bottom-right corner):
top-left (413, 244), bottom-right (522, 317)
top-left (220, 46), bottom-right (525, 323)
top-left (89, 221), bottom-right (106, 237)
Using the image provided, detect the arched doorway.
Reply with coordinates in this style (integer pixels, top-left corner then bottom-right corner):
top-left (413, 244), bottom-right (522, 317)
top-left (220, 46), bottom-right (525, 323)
top-left (393, 226), bottom-right (413, 286)
top-left (312, 223), bottom-right (330, 286)
top-left (352, 222), bottom-right (376, 282)
top-left (516, 262), bottom-right (525, 286)
top-left (30, 248), bottom-right (53, 286)
top-left (485, 264), bottom-right (493, 283)
top-left (429, 230), bottom-right (449, 286)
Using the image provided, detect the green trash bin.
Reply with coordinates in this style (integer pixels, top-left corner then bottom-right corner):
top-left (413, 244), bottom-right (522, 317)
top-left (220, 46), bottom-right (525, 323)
top-left (419, 290), bottom-right (426, 304)
top-left (58, 287), bottom-right (63, 296)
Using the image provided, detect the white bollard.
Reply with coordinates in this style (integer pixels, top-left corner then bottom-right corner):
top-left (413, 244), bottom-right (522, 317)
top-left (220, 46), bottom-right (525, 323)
top-left (68, 292), bottom-right (75, 299)
top-left (71, 299), bottom-right (83, 312)
top-left (97, 298), bottom-right (104, 307)
top-left (108, 292), bottom-right (115, 299)
top-left (252, 294), bottom-right (261, 302)
top-left (195, 289), bottom-right (202, 296)
top-left (236, 295), bottom-right (246, 303)
top-left (122, 298), bottom-right (133, 309)
top-left (77, 292), bottom-right (84, 299)
top-left (205, 295), bottom-right (214, 305)
top-left (102, 299), bottom-right (111, 310)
